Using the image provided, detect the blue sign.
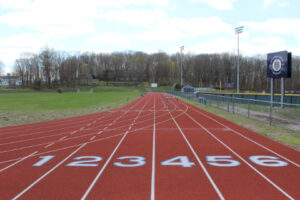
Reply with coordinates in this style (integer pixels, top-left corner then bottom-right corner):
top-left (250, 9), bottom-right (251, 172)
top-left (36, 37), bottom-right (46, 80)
top-left (224, 83), bottom-right (234, 88)
top-left (267, 51), bottom-right (292, 78)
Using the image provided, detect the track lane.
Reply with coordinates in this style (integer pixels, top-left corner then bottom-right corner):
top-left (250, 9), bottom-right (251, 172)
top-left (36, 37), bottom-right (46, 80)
top-left (170, 97), bottom-right (299, 199)
top-left (181, 102), bottom-right (300, 199)
top-left (0, 93), bottom-right (299, 200)
top-left (155, 94), bottom-right (223, 200)
top-left (80, 94), bottom-right (153, 200)
top-left (0, 96), bottom-right (147, 199)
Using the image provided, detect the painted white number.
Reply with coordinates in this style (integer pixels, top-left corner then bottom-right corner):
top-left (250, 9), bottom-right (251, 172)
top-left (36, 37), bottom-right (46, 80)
top-left (114, 156), bottom-right (146, 167)
top-left (33, 155), bottom-right (55, 167)
top-left (206, 156), bottom-right (240, 167)
top-left (67, 156), bottom-right (102, 167)
top-left (249, 156), bottom-right (288, 167)
top-left (161, 156), bottom-right (195, 168)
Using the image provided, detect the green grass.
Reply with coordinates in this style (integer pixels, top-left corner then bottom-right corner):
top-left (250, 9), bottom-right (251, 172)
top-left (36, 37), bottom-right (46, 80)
top-left (0, 92), bottom-right (140, 113)
top-left (277, 135), bottom-right (300, 145)
top-left (0, 87), bottom-right (145, 127)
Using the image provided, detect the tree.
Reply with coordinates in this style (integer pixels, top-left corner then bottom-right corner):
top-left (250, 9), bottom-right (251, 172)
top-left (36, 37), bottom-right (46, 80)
top-left (39, 47), bottom-right (55, 88)
top-left (0, 60), bottom-right (4, 76)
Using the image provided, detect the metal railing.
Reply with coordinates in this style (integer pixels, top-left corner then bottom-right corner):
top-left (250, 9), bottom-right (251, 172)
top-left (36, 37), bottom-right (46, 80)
top-left (168, 91), bottom-right (300, 131)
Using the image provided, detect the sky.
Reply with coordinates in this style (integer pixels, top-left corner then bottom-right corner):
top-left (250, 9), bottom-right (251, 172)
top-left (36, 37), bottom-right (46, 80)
top-left (0, 0), bottom-right (300, 73)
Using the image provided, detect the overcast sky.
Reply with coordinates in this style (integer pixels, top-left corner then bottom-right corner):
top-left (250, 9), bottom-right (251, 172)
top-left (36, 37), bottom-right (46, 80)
top-left (0, 0), bottom-right (300, 73)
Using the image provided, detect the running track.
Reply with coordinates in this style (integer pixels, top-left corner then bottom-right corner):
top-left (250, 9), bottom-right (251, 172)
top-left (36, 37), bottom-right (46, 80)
top-left (0, 93), bottom-right (299, 200)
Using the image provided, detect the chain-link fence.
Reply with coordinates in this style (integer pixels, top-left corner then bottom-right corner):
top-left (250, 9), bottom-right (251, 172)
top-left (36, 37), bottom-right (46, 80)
top-left (168, 91), bottom-right (300, 132)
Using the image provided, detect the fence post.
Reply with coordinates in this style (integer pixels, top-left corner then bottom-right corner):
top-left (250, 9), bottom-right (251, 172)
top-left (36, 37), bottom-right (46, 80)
top-left (227, 97), bottom-right (229, 112)
top-left (269, 101), bottom-right (272, 125)
top-left (232, 97), bottom-right (235, 114)
top-left (248, 100), bottom-right (250, 118)
top-left (217, 96), bottom-right (219, 108)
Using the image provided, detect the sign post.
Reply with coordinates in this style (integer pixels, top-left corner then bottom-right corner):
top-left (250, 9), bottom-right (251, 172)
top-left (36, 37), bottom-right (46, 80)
top-left (280, 78), bottom-right (285, 108)
top-left (267, 51), bottom-right (292, 109)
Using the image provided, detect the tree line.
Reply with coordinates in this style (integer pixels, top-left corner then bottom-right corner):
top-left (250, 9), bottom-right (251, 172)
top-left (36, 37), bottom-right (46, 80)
top-left (11, 47), bottom-right (300, 92)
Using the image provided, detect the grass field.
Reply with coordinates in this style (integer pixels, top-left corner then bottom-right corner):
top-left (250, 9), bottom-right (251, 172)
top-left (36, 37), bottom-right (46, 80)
top-left (0, 88), bottom-right (143, 127)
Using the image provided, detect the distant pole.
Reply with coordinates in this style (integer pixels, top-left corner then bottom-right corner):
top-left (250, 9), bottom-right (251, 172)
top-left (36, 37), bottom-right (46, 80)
top-left (281, 77), bottom-right (285, 108)
top-left (235, 26), bottom-right (243, 93)
top-left (180, 46), bottom-right (184, 89)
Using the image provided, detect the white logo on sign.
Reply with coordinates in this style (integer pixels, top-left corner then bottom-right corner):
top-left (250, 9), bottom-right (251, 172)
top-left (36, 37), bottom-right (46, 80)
top-left (272, 59), bottom-right (282, 72)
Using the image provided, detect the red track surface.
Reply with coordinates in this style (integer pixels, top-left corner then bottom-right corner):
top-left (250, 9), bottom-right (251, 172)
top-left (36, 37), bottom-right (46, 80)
top-left (0, 93), bottom-right (299, 200)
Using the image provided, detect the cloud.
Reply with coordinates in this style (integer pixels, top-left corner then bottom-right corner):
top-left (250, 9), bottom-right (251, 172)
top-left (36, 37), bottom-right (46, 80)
top-left (0, 34), bottom-right (46, 49)
top-left (99, 9), bottom-right (167, 28)
top-left (89, 33), bottom-right (131, 47)
top-left (189, 0), bottom-right (238, 10)
top-left (134, 16), bottom-right (233, 42)
top-left (244, 18), bottom-right (300, 44)
top-left (0, 33), bottom-right (50, 73)
top-left (0, 0), bottom-right (169, 39)
top-left (168, 38), bottom-right (235, 55)
top-left (263, 0), bottom-right (289, 7)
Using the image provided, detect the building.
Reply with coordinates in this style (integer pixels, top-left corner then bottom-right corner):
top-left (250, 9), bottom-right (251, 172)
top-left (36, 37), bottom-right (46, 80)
top-left (182, 84), bottom-right (195, 93)
top-left (0, 76), bottom-right (22, 86)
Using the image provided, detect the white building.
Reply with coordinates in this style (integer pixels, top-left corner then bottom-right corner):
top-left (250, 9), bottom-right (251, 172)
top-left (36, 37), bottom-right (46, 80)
top-left (0, 76), bottom-right (22, 86)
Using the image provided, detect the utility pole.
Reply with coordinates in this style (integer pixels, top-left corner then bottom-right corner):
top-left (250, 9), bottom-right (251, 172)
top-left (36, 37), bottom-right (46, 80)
top-left (235, 26), bottom-right (243, 93)
top-left (180, 46), bottom-right (184, 89)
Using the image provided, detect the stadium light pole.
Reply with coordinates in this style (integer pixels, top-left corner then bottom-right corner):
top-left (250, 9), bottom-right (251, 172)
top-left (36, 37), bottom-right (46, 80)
top-left (180, 46), bottom-right (184, 89)
top-left (235, 26), bottom-right (243, 93)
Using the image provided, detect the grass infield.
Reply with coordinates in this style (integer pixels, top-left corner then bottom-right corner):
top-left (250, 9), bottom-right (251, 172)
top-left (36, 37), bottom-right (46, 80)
top-left (0, 89), bottom-right (142, 127)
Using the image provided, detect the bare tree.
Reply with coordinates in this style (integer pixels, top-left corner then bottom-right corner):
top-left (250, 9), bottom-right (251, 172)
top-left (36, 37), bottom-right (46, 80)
top-left (0, 60), bottom-right (4, 76)
top-left (39, 47), bottom-right (55, 88)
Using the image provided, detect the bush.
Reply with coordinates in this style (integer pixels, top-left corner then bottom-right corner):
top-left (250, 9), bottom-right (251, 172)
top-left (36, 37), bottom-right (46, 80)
top-left (32, 80), bottom-right (42, 90)
top-left (57, 88), bottom-right (63, 93)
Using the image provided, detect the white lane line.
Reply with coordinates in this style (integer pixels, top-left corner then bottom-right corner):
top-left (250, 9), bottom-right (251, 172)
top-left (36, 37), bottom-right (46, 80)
top-left (81, 131), bottom-right (129, 200)
top-left (187, 104), bottom-right (300, 168)
top-left (0, 103), bottom-right (181, 156)
top-left (97, 131), bottom-right (103, 135)
top-left (0, 110), bottom-right (184, 165)
top-left (185, 112), bottom-right (295, 200)
top-left (169, 110), bottom-right (225, 200)
top-left (58, 136), bottom-right (67, 141)
top-left (12, 143), bottom-right (87, 200)
top-left (81, 95), bottom-right (149, 200)
top-left (151, 96), bottom-right (156, 200)
top-left (104, 127), bottom-right (108, 130)
top-left (80, 127), bottom-right (84, 131)
top-left (90, 136), bottom-right (96, 141)
top-left (44, 142), bottom-right (55, 149)
top-left (0, 151), bottom-right (38, 173)
top-left (70, 131), bottom-right (77, 135)
top-left (87, 123), bottom-right (91, 126)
